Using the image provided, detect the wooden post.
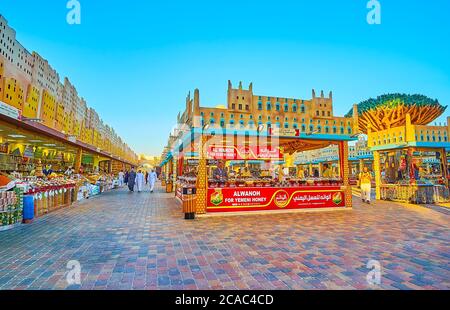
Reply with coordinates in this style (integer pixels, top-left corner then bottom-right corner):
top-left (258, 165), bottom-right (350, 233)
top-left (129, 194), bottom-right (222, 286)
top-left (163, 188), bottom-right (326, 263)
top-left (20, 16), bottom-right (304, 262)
top-left (373, 150), bottom-right (381, 200)
top-left (196, 134), bottom-right (208, 214)
top-left (441, 148), bottom-right (449, 188)
top-left (173, 156), bottom-right (177, 194)
top-left (74, 148), bottom-right (83, 173)
top-left (339, 141), bottom-right (352, 208)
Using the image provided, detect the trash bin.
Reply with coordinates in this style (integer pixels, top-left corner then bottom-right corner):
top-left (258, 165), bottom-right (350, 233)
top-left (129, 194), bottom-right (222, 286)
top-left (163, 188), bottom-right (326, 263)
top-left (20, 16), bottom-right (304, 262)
top-left (166, 182), bottom-right (173, 193)
top-left (23, 195), bottom-right (34, 224)
top-left (182, 188), bottom-right (196, 220)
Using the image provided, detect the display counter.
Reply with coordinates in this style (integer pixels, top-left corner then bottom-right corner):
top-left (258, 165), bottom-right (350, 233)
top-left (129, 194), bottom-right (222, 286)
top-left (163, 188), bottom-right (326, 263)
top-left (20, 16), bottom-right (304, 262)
top-left (17, 178), bottom-right (76, 217)
top-left (380, 183), bottom-right (449, 204)
top-left (207, 184), bottom-right (347, 212)
top-left (0, 187), bottom-right (23, 231)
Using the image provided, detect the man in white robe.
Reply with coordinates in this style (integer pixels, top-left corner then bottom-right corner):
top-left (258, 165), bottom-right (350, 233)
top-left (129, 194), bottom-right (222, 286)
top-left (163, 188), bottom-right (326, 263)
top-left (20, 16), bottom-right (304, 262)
top-left (118, 170), bottom-right (124, 187)
top-left (148, 169), bottom-right (158, 193)
top-left (135, 170), bottom-right (145, 192)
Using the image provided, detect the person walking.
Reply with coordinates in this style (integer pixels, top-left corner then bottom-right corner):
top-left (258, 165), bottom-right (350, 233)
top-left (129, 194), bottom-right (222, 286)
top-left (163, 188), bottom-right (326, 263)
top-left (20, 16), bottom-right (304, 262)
top-left (148, 169), bottom-right (158, 193)
top-left (118, 170), bottom-right (124, 187)
top-left (145, 171), bottom-right (149, 185)
top-left (128, 168), bottom-right (136, 192)
top-left (359, 166), bottom-right (372, 204)
top-left (124, 170), bottom-right (129, 185)
top-left (135, 170), bottom-right (145, 192)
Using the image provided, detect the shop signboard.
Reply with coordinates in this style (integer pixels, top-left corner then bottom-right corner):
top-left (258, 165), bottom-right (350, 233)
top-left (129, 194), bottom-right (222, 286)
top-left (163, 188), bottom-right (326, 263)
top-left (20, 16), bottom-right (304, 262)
top-left (23, 146), bottom-right (34, 158)
top-left (268, 127), bottom-right (300, 137)
top-left (186, 159), bottom-right (199, 165)
top-left (207, 187), bottom-right (346, 212)
top-left (0, 143), bottom-right (8, 154)
top-left (0, 101), bottom-right (20, 120)
top-left (207, 145), bottom-right (282, 160)
top-left (207, 159), bottom-right (218, 166)
top-left (67, 135), bottom-right (77, 143)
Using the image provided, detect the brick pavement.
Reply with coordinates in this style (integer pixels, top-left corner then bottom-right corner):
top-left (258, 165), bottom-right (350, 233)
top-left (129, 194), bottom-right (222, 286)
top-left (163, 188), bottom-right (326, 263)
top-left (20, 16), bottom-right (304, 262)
top-left (0, 184), bottom-right (449, 290)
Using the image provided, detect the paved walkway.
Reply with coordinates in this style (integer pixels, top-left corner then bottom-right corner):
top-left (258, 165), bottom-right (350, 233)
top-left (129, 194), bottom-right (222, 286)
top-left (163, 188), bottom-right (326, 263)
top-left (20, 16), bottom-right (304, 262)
top-left (0, 184), bottom-right (449, 290)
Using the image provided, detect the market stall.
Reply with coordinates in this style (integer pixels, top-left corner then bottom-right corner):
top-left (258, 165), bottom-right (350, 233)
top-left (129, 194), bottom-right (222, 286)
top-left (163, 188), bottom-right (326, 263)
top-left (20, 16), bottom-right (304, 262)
top-left (348, 94), bottom-right (450, 204)
top-left (173, 127), bottom-right (354, 215)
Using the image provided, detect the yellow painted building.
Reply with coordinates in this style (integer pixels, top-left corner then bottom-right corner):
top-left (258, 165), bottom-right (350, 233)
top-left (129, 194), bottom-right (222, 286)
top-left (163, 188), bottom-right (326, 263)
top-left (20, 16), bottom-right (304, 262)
top-left (0, 59), bottom-right (4, 99)
top-left (2, 77), bottom-right (24, 111)
top-left (54, 103), bottom-right (66, 132)
top-left (23, 84), bottom-right (40, 118)
top-left (180, 81), bottom-right (354, 136)
top-left (40, 90), bottom-right (57, 128)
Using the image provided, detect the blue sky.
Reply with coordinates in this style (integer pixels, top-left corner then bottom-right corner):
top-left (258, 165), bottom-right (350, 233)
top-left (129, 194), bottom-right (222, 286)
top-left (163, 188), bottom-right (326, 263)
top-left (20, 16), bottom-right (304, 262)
top-left (0, 0), bottom-right (449, 155)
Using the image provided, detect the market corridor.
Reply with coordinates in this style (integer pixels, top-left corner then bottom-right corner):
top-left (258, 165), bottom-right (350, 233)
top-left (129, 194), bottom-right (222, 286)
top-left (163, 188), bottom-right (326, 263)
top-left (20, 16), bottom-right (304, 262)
top-left (0, 184), bottom-right (449, 290)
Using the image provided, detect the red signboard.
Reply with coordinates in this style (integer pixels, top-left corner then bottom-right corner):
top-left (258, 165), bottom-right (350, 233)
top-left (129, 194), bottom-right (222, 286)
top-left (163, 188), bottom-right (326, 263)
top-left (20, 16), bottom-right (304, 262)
top-left (207, 145), bottom-right (282, 160)
top-left (207, 186), bottom-right (346, 212)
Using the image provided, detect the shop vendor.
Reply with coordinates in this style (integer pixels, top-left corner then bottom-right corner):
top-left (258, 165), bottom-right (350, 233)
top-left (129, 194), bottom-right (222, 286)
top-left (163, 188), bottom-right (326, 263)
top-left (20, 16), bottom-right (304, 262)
top-left (213, 160), bottom-right (228, 180)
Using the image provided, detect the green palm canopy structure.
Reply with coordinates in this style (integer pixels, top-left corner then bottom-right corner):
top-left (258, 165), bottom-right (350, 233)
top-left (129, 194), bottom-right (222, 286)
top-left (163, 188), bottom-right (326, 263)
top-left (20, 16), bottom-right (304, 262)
top-left (346, 93), bottom-right (447, 133)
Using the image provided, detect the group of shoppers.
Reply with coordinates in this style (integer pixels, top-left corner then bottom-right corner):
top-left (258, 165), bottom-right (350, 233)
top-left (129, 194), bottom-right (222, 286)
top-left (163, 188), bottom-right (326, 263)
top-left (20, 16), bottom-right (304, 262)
top-left (118, 168), bottom-right (158, 193)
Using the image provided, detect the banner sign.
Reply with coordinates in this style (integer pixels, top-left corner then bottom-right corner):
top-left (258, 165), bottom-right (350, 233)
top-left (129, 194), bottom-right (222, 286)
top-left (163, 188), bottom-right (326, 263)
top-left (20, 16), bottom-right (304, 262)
top-left (268, 127), bottom-right (300, 137)
top-left (207, 145), bottom-right (283, 160)
top-left (207, 186), bottom-right (345, 212)
top-left (0, 101), bottom-right (20, 120)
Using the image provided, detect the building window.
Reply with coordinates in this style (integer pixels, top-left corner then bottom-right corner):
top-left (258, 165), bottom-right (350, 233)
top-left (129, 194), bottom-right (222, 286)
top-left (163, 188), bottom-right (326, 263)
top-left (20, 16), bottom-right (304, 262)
top-left (284, 123), bottom-right (289, 129)
top-left (316, 111), bottom-right (319, 116)
top-left (276, 103), bottom-right (280, 111)
top-left (322, 111), bottom-right (325, 116)
top-left (232, 103), bottom-right (235, 109)
top-left (327, 111), bottom-right (331, 117)
top-left (267, 103), bottom-right (271, 110)
top-left (292, 105), bottom-right (297, 112)
top-left (258, 102), bottom-right (262, 110)
top-left (301, 125), bottom-right (306, 132)
top-left (284, 104), bottom-right (288, 112)
top-left (245, 105), bottom-right (249, 111)
top-left (239, 104), bottom-right (242, 110)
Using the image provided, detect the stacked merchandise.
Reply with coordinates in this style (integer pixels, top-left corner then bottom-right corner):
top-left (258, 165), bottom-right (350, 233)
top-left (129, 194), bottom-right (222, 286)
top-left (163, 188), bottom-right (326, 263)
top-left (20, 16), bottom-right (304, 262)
top-left (17, 177), bottom-right (77, 217)
top-left (0, 188), bottom-right (23, 231)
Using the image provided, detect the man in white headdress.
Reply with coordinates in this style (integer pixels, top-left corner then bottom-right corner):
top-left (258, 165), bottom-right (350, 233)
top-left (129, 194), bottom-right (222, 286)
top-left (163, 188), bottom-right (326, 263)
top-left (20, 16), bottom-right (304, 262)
top-left (135, 170), bottom-right (145, 192)
top-left (148, 169), bottom-right (158, 193)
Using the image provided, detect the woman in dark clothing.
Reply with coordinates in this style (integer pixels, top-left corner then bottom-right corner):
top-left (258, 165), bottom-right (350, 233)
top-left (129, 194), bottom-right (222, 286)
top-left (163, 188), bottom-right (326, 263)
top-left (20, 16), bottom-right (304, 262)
top-left (124, 170), bottom-right (129, 185)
